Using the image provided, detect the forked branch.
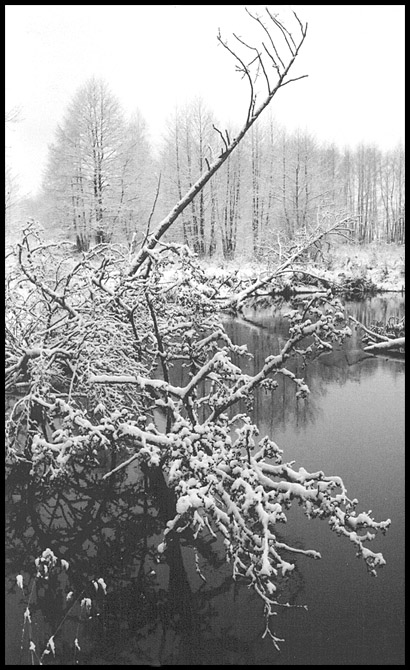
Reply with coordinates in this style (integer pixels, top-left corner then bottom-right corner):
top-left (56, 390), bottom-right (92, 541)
top-left (128, 8), bottom-right (308, 277)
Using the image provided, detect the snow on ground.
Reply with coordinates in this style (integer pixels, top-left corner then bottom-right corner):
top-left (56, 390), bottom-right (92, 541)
top-left (6, 239), bottom-right (405, 295)
top-left (200, 243), bottom-right (405, 293)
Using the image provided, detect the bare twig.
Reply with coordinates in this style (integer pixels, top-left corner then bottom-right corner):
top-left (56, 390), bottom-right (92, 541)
top-left (127, 10), bottom-right (308, 276)
top-left (140, 173), bottom-right (162, 250)
top-left (217, 29), bottom-right (255, 125)
top-left (225, 216), bottom-right (355, 310)
top-left (233, 32), bottom-right (271, 93)
top-left (246, 7), bottom-right (285, 70)
top-left (212, 123), bottom-right (229, 154)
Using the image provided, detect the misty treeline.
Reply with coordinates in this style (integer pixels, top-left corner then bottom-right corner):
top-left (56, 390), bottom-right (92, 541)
top-left (9, 78), bottom-right (404, 255)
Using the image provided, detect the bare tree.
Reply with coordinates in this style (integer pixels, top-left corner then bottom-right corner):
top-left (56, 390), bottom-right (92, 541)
top-left (251, 123), bottom-right (263, 254)
top-left (5, 106), bottom-right (25, 244)
top-left (42, 79), bottom-right (153, 250)
top-left (117, 111), bottom-right (155, 245)
top-left (128, 8), bottom-right (308, 275)
top-left (379, 145), bottom-right (405, 243)
top-left (219, 142), bottom-right (242, 258)
top-left (159, 99), bottom-right (221, 254)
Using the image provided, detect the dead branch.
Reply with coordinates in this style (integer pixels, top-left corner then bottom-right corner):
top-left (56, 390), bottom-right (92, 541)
top-left (348, 316), bottom-right (390, 343)
top-left (127, 9), bottom-right (308, 277)
top-left (225, 216), bottom-right (355, 310)
top-left (140, 173), bottom-right (162, 251)
top-left (213, 123), bottom-right (229, 154)
top-left (246, 8), bottom-right (286, 70)
top-left (233, 32), bottom-right (271, 94)
top-left (218, 29), bottom-right (255, 125)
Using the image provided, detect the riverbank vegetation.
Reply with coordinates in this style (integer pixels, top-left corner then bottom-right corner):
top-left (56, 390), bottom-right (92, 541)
top-left (6, 217), bottom-right (392, 657)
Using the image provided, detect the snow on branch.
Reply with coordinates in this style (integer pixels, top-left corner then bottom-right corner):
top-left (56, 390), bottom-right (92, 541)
top-left (349, 315), bottom-right (405, 354)
top-left (6, 231), bottom-right (391, 649)
top-left (364, 337), bottom-right (405, 353)
top-left (224, 216), bottom-right (356, 311)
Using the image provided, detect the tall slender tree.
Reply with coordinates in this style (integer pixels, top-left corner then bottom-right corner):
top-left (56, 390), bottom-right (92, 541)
top-left (158, 98), bottom-right (219, 254)
top-left (42, 78), bottom-right (153, 250)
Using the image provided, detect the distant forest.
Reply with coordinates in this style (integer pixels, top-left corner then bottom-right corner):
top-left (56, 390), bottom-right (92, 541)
top-left (6, 78), bottom-right (405, 256)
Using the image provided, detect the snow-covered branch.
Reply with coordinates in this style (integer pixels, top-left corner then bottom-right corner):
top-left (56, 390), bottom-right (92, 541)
top-left (349, 314), bottom-right (405, 354)
top-left (363, 337), bottom-right (405, 353)
top-left (6, 222), bottom-right (390, 650)
top-left (224, 216), bottom-right (356, 311)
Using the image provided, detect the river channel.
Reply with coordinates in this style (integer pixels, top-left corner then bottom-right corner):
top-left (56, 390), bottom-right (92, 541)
top-left (5, 294), bottom-right (404, 665)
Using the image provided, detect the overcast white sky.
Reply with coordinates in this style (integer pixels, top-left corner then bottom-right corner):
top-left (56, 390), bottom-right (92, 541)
top-left (5, 4), bottom-right (405, 197)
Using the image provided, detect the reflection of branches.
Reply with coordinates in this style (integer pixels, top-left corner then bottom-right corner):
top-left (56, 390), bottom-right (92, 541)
top-left (223, 296), bottom-right (402, 437)
top-left (7, 445), bottom-right (308, 665)
top-left (6, 456), bottom-right (249, 665)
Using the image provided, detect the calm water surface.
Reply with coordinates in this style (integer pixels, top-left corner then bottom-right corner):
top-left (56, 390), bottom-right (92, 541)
top-left (223, 294), bottom-right (405, 665)
top-left (5, 295), bottom-right (404, 665)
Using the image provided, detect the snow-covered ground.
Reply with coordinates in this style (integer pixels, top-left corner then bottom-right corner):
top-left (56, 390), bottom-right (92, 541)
top-left (6, 238), bottom-right (405, 296)
top-left (201, 243), bottom-right (405, 293)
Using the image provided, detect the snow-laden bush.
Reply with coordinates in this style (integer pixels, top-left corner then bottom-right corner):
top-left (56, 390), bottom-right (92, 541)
top-left (5, 222), bottom-right (390, 647)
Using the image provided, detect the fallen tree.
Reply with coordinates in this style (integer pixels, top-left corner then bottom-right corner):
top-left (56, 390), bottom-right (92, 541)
top-left (223, 216), bottom-right (354, 310)
top-left (6, 221), bottom-right (391, 651)
top-left (349, 315), bottom-right (405, 355)
top-left (363, 337), bottom-right (405, 353)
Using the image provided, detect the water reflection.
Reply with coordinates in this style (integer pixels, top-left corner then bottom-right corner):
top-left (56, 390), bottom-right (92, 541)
top-left (5, 294), bottom-right (405, 665)
top-left (6, 452), bottom-right (291, 665)
top-left (222, 295), bottom-right (405, 435)
top-left (221, 294), bottom-right (405, 666)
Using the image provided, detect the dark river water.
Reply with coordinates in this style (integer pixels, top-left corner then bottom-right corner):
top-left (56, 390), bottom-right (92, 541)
top-left (5, 295), bottom-right (404, 665)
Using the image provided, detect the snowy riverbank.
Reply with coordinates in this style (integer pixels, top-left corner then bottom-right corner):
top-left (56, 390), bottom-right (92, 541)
top-left (200, 242), bottom-right (405, 294)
